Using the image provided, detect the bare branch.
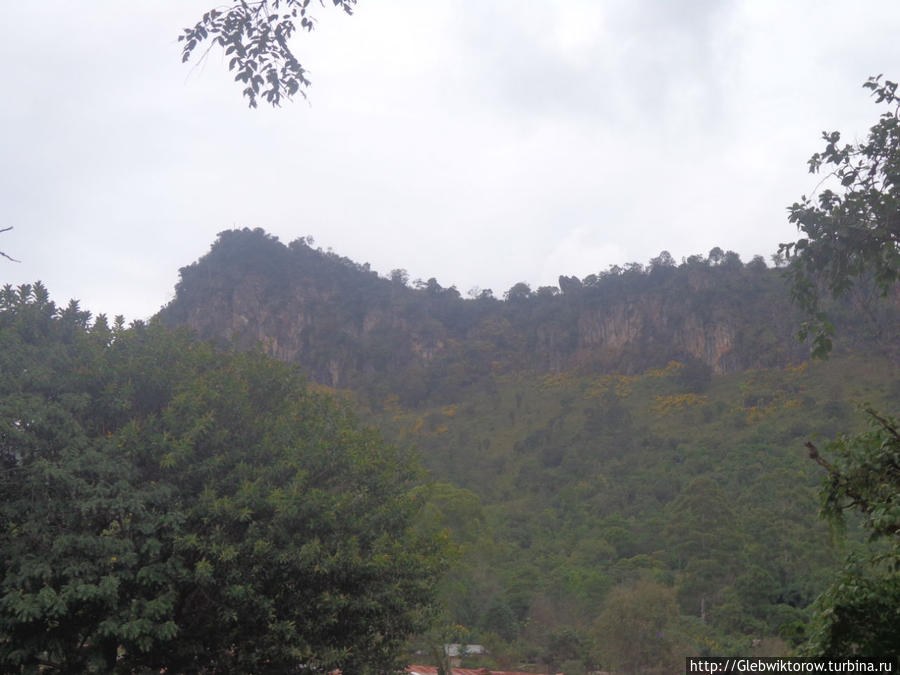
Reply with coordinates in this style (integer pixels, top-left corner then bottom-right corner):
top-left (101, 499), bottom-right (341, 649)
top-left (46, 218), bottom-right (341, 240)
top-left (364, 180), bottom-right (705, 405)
top-left (0, 226), bottom-right (19, 262)
top-left (805, 441), bottom-right (837, 476)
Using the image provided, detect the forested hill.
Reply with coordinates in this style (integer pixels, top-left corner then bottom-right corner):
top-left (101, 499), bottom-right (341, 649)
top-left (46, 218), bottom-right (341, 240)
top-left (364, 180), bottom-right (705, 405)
top-left (160, 228), bottom-right (889, 408)
top-left (157, 228), bottom-right (899, 669)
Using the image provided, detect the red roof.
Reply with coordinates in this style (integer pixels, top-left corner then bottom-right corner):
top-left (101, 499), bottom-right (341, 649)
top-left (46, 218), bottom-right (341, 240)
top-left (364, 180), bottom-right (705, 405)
top-left (407, 667), bottom-right (557, 675)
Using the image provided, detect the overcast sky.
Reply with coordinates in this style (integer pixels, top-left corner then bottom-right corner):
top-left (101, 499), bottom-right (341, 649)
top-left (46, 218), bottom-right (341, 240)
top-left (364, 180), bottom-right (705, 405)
top-left (2, 1), bottom-right (899, 321)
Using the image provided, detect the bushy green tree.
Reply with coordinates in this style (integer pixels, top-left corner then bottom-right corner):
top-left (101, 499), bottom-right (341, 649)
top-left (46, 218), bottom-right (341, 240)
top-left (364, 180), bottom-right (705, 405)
top-left (801, 412), bottom-right (900, 664)
top-left (0, 283), bottom-right (445, 673)
top-left (592, 579), bottom-right (682, 674)
top-left (782, 76), bottom-right (900, 664)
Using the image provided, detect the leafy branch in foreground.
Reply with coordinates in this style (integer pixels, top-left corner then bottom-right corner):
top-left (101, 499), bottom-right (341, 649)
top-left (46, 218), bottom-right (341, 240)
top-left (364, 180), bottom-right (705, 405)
top-left (805, 410), bottom-right (900, 539)
top-left (783, 75), bottom-right (900, 664)
top-left (180, 0), bottom-right (357, 108)
top-left (781, 75), bottom-right (900, 357)
top-left (801, 410), bottom-right (900, 663)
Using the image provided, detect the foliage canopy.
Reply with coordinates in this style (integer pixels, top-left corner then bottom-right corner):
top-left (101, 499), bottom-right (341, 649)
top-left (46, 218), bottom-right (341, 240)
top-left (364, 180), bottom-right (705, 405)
top-left (802, 412), bottom-right (900, 665)
top-left (0, 282), bottom-right (444, 673)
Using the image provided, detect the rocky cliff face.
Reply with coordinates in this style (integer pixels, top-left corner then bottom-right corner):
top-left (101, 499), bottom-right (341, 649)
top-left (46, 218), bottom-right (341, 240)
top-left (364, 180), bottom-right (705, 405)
top-left (576, 303), bottom-right (739, 374)
top-left (160, 229), bottom-right (815, 401)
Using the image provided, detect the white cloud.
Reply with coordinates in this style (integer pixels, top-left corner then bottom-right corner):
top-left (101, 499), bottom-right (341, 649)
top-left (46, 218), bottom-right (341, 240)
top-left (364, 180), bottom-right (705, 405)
top-left (2, 0), bottom-right (899, 320)
top-left (539, 227), bottom-right (627, 285)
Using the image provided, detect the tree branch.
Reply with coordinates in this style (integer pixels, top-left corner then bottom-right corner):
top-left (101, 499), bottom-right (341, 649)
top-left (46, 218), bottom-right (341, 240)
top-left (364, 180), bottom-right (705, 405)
top-left (865, 407), bottom-right (900, 440)
top-left (0, 226), bottom-right (19, 262)
top-left (805, 441), bottom-right (837, 476)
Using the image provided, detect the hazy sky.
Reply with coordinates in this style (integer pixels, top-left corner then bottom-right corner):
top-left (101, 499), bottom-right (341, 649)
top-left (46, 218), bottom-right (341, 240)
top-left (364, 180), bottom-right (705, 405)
top-left (2, 1), bottom-right (899, 320)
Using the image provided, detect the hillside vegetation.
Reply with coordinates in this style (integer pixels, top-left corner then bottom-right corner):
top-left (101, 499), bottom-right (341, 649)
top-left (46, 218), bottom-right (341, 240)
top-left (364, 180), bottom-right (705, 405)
top-left (378, 354), bottom-right (896, 671)
top-left (160, 228), bottom-right (899, 672)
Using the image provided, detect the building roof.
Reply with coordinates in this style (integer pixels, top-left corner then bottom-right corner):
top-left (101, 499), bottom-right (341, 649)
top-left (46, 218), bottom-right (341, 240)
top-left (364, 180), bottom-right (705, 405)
top-left (445, 644), bottom-right (487, 657)
top-left (407, 667), bottom-right (556, 675)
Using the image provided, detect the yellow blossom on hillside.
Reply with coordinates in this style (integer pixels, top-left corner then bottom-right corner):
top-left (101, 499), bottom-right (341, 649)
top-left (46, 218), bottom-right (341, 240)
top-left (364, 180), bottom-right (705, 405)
top-left (653, 393), bottom-right (709, 415)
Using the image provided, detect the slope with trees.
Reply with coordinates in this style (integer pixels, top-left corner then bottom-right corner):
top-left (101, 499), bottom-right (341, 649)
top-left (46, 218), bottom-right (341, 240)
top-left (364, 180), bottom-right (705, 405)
top-left (161, 228), bottom-right (846, 409)
top-left (158, 222), bottom-right (899, 670)
top-left (378, 350), bottom-right (895, 671)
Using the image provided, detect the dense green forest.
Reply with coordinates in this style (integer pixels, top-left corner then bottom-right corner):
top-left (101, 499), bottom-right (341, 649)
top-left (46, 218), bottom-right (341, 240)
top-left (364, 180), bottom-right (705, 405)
top-left (158, 228), bottom-right (898, 672)
top-left (3, 225), bottom-right (896, 672)
top-left (386, 354), bottom-right (895, 671)
top-left (0, 283), bottom-right (445, 673)
top-left (4, 0), bottom-right (899, 668)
